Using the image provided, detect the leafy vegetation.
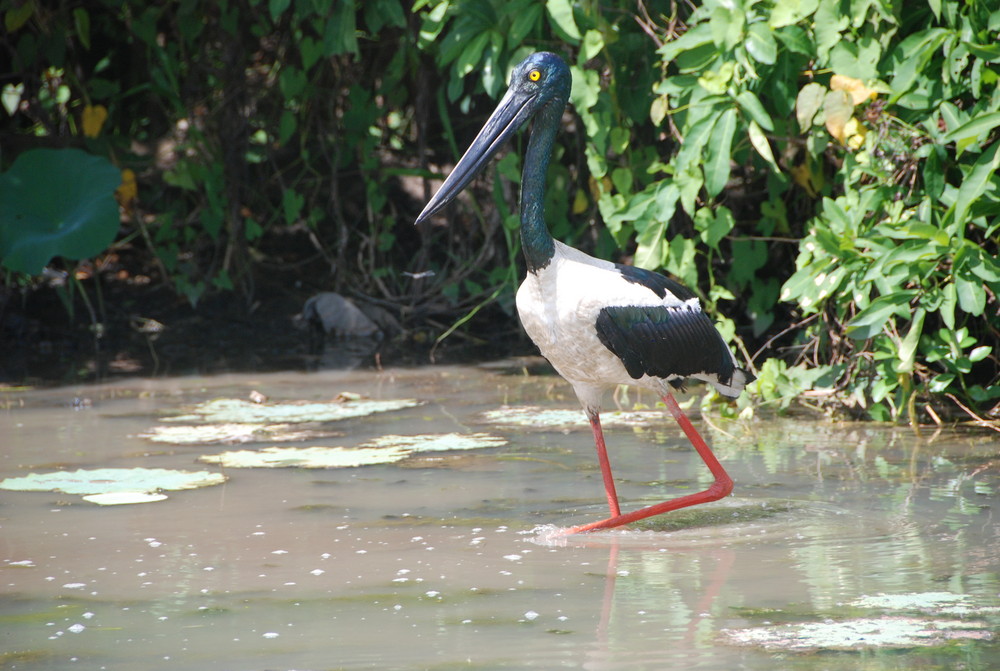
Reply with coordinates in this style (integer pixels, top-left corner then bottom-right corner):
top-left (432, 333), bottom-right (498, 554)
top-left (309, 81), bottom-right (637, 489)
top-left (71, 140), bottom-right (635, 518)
top-left (1, 0), bottom-right (997, 425)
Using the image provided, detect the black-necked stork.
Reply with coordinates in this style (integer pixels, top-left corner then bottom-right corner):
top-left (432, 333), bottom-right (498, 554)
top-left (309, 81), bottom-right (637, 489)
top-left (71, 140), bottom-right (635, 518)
top-left (415, 52), bottom-right (754, 534)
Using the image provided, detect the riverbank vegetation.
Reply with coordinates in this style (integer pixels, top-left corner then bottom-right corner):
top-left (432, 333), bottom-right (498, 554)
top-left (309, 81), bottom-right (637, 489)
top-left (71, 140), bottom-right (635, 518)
top-left (1, 0), bottom-right (997, 427)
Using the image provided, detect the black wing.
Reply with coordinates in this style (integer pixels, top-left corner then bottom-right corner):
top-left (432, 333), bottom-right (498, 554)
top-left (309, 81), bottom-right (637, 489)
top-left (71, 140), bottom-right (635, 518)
top-left (614, 263), bottom-right (697, 301)
top-left (595, 304), bottom-right (736, 385)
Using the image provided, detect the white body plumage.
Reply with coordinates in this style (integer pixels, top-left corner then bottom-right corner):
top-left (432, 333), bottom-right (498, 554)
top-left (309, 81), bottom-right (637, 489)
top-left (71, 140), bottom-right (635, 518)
top-left (515, 241), bottom-right (745, 413)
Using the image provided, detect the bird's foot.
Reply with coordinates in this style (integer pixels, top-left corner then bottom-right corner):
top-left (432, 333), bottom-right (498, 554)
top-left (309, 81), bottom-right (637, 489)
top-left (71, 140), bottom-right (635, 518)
top-left (557, 478), bottom-right (733, 535)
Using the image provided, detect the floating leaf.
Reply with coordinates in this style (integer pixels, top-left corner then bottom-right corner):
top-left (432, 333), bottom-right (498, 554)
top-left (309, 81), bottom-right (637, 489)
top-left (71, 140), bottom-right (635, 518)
top-left (724, 616), bottom-right (993, 651)
top-left (199, 446), bottom-right (411, 469)
top-left (196, 433), bottom-right (507, 469)
top-left (165, 397), bottom-right (421, 424)
top-left (0, 468), bottom-right (226, 496)
top-left (481, 405), bottom-right (667, 428)
top-left (364, 432), bottom-right (508, 452)
top-left (83, 492), bottom-right (169, 505)
top-left (850, 592), bottom-right (997, 615)
top-left (140, 423), bottom-right (342, 445)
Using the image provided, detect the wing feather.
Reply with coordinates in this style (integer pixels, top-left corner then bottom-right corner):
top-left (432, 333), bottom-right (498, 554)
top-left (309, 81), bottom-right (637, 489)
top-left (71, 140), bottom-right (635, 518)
top-left (595, 304), bottom-right (736, 386)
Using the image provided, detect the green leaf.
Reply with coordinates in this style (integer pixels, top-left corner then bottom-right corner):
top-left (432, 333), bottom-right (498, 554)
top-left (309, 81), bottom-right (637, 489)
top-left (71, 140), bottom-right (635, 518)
top-left (282, 189), bottom-right (304, 226)
top-left (695, 205), bottom-right (734, 249)
top-left (698, 62), bottom-right (735, 95)
top-left (736, 90), bottom-right (773, 131)
top-left (941, 111), bottom-right (1000, 145)
top-left (581, 29), bottom-right (604, 61)
top-left (964, 41), bottom-right (1000, 63)
top-left (455, 31), bottom-right (490, 76)
top-left (940, 282), bottom-right (957, 330)
top-left (896, 308), bottom-right (925, 375)
top-left (846, 293), bottom-right (915, 340)
top-left (969, 346), bottom-right (991, 363)
top-left (545, 0), bottom-right (581, 42)
top-left (72, 8), bottom-right (91, 50)
top-left (675, 112), bottom-right (719, 171)
top-left (745, 22), bottom-right (777, 65)
top-left (279, 66), bottom-right (307, 99)
top-left (796, 82), bottom-right (826, 132)
top-left (634, 216), bottom-right (669, 270)
top-left (269, 0), bottom-right (291, 21)
top-left (4, 2), bottom-right (33, 31)
top-left (775, 25), bottom-right (814, 55)
top-left (923, 148), bottom-right (945, 199)
top-left (658, 23), bottom-right (713, 63)
top-left (710, 6), bottom-right (744, 50)
top-left (769, 0), bottom-right (819, 28)
top-left (0, 149), bottom-right (122, 275)
top-left (748, 120), bottom-right (780, 173)
top-left (955, 273), bottom-right (986, 316)
top-left (324, 0), bottom-right (358, 56)
top-left (705, 107), bottom-right (737, 197)
top-left (509, 4), bottom-right (542, 46)
top-left (952, 141), bottom-right (1000, 227)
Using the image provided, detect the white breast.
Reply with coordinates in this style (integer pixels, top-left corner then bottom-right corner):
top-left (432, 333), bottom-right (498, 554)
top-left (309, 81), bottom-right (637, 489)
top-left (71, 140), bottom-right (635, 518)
top-left (514, 241), bottom-right (691, 407)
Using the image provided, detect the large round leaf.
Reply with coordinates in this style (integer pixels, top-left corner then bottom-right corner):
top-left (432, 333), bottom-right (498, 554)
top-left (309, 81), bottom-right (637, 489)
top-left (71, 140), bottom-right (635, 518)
top-left (0, 148), bottom-right (122, 274)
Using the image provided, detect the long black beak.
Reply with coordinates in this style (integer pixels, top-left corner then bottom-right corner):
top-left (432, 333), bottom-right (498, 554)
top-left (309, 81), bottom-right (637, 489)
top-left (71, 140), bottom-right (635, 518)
top-left (414, 86), bottom-right (538, 225)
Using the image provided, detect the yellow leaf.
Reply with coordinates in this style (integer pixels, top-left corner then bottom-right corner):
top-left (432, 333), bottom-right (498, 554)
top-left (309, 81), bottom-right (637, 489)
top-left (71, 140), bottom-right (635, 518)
top-left (830, 74), bottom-right (877, 106)
top-left (572, 188), bottom-right (589, 214)
top-left (82, 104), bottom-right (108, 138)
top-left (116, 168), bottom-right (137, 210)
top-left (844, 117), bottom-right (867, 150)
top-left (823, 90), bottom-right (853, 143)
top-left (790, 159), bottom-right (822, 198)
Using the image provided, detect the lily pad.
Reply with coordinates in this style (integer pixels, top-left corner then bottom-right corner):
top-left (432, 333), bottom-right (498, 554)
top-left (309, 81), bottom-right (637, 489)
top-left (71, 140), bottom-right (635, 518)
top-left (199, 446), bottom-right (411, 469)
top-left (197, 432), bottom-right (508, 469)
top-left (851, 592), bottom-right (1000, 617)
top-left (723, 616), bottom-right (993, 651)
top-left (364, 433), bottom-right (507, 452)
top-left (165, 398), bottom-right (421, 424)
top-left (82, 492), bottom-right (170, 505)
top-left (0, 148), bottom-right (123, 275)
top-left (0, 468), bottom-right (227, 497)
top-left (139, 423), bottom-right (342, 445)
top-left (481, 405), bottom-right (665, 428)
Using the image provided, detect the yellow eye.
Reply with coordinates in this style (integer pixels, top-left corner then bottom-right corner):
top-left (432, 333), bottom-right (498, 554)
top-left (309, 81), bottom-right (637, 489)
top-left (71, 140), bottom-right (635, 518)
top-left (528, 69), bottom-right (541, 82)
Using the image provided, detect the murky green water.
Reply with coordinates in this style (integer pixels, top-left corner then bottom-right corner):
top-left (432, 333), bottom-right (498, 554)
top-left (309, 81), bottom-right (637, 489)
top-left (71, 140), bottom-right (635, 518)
top-left (1, 362), bottom-right (998, 669)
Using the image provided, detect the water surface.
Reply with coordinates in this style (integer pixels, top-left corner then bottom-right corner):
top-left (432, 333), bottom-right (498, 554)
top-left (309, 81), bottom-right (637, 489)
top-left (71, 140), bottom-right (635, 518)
top-left (2, 363), bottom-right (997, 669)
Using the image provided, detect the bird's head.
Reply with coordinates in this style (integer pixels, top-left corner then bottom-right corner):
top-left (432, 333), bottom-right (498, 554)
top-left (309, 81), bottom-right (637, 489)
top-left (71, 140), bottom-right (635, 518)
top-left (414, 52), bottom-right (571, 226)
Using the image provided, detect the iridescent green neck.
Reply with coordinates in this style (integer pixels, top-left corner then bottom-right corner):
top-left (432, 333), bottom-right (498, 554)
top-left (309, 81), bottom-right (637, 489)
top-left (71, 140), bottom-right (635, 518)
top-left (519, 100), bottom-right (561, 274)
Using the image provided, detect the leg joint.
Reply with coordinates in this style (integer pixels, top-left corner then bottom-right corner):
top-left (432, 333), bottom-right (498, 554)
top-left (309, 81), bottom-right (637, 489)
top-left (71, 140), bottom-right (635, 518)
top-left (705, 476), bottom-right (734, 501)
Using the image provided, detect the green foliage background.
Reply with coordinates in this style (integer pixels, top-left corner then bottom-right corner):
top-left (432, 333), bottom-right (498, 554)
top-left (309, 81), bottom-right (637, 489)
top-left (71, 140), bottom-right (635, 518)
top-left (1, 0), bottom-right (998, 423)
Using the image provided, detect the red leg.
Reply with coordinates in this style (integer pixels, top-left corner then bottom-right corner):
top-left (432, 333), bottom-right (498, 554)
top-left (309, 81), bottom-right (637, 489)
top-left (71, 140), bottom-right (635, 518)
top-left (562, 392), bottom-right (733, 535)
top-left (588, 410), bottom-right (621, 518)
